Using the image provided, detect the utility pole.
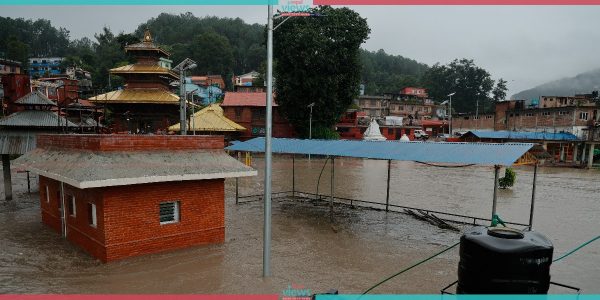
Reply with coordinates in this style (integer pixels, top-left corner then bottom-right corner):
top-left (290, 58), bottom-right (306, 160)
top-left (174, 58), bottom-right (197, 135)
top-left (263, 4), bottom-right (274, 278)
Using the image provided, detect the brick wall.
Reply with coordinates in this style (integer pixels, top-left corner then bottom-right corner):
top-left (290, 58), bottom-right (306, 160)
top-left (38, 176), bottom-right (225, 262)
top-left (102, 179), bottom-right (225, 262)
top-left (36, 134), bottom-right (224, 151)
top-left (223, 106), bottom-right (296, 140)
top-left (452, 114), bottom-right (495, 131)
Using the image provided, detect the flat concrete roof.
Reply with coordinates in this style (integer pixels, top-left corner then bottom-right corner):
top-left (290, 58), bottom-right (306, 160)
top-left (14, 148), bottom-right (256, 189)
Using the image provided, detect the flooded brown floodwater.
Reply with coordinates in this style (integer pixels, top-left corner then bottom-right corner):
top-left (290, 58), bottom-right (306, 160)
top-left (1, 156), bottom-right (599, 294)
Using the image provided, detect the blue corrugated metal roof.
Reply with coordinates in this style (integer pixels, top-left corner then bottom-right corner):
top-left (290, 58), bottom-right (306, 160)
top-left (466, 130), bottom-right (578, 141)
top-left (226, 138), bottom-right (535, 166)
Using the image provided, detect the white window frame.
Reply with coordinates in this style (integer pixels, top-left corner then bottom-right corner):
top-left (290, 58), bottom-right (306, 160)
top-left (88, 203), bottom-right (97, 228)
top-left (580, 112), bottom-right (589, 120)
top-left (68, 195), bottom-right (76, 217)
top-left (159, 201), bottom-right (180, 225)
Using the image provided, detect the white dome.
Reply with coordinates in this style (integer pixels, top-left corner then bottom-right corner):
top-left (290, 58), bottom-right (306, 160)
top-left (399, 134), bottom-right (410, 142)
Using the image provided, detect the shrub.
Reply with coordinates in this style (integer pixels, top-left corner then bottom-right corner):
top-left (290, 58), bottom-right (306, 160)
top-left (499, 167), bottom-right (516, 189)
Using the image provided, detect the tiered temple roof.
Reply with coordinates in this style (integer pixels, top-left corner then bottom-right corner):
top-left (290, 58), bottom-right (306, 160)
top-left (88, 29), bottom-right (179, 105)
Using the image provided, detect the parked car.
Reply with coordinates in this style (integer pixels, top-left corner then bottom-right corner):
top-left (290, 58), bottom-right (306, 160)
top-left (414, 129), bottom-right (429, 140)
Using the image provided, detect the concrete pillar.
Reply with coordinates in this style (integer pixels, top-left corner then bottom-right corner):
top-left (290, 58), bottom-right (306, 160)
top-left (573, 144), bottom-right (579, 163)
top-left (2, 154), bottom-right (13, 201)
top-left (588, 143), bottom-right (596, 169)
top-left (559, 144), bottom-right (565, 162)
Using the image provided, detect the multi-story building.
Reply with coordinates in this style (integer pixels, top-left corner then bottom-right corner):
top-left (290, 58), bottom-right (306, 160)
top-left (452, 98), bottom-right (599, 138)
top-left (0, 59), bottom-right (22, 75)
top-left (356, 87), bottom-right (439, 121)
top-left (221, 92), bottom-right (296, 140)
top-left (29, 57), bottom-right (64, 77)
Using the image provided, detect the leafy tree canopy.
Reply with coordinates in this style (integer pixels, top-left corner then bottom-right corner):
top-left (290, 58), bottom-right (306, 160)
top-left (273, 6), bottom-right (370, 138)
top-left (422, 58), bottom-right (495, 113)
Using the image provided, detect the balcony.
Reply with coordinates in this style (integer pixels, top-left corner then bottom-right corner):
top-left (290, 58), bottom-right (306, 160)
top-left (583, 126), bottom-right (600, 142)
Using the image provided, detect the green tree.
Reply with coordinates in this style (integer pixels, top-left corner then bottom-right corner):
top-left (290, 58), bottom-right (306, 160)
top-left (273, 6), bottom-right (370, 138)
top-left (188, 30), bottom-right (235, 76)
top-left (493, 78), bottom-right (508, 102)
top-left (422, 58), bottom-right (495, 113)
top-left (5, 35), bottom-right (29, 69)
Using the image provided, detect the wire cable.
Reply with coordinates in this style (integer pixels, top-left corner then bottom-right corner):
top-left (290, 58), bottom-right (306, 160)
top-left (362, 241), bottom-right (461, 295)
top-left (553, 235), bottom-right (600, 263)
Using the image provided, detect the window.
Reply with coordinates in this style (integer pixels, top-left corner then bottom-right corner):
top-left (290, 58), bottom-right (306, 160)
top-left (68, 195), bottom-right (76, 217)
top-left (251, 108), bottom-right (265, 121)
top-left (526, 113), bottom-right (534, 117)
top-left (45, 186), bottom-right (50, 203)
top-left (542, 112), bottom-right (551, 116)
top-left (559, 111), bottom-right (569, 116)
top-left (88, 203), bottom-right (97, 227)
top-left (235, 108), bottom-right (243, 120)
top-left (159, 201), bottom-right (180, 224)
top-left (580, 112), bottom-right (589, 120)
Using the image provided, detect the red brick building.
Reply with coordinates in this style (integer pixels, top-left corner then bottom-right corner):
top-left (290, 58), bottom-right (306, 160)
top-left (15, 134), bottom-right (256, 262)
top-left (221, 92), bottom-right (296, 140)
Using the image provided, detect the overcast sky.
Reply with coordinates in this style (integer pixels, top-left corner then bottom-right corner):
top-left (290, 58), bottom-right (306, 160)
top-left (2, 5), bottom-right (600, 96)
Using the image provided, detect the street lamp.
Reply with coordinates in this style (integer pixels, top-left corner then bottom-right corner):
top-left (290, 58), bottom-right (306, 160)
top-left (307, 102), bottom-right (315, 140)
top-left (173, 58), bottom-right (197, 135)
top-left (448, 92), bottom-right (456, 136)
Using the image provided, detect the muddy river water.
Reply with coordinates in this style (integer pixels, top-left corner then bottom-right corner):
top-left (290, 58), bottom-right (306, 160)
top-left (1, 156), bottom-right (599, 294)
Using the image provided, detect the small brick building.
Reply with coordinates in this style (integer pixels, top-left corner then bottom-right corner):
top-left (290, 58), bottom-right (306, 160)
top-left (15, 134), bottom-right (256, 262)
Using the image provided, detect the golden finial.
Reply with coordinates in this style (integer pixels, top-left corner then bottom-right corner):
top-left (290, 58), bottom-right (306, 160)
top-left (143, 28), bottom-right (153, 43)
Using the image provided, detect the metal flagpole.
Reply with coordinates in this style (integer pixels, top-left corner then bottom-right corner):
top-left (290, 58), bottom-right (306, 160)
top-left (263, 3), bottom-right (274, 278)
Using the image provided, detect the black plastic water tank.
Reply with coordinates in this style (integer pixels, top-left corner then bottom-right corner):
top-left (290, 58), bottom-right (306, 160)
top-left (457, 226), bottom-right (553, 294)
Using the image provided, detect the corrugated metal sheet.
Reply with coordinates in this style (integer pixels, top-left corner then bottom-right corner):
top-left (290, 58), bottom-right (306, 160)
top-left (0, 131), bottom-right (37, 155)
top-left (221, 92), bottom-right (277, 107)
top-left (226, 138), bottom-right (535, 166)
top-left (0, 110), bottom-right (78, 128)
top-left (88, 89), bottom-right (180, 104)
top-left (466, 130), bottom-right (578, 141)
top-left (169, 104), bottom-right (245, 132)
top-left (15, 91), bottom-right (56, 106)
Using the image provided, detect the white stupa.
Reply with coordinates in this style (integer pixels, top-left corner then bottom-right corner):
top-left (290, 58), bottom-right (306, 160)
top-left (399, 134), bottom-right (410, 142)
top-left (363, 119), bottom-right (387, 141)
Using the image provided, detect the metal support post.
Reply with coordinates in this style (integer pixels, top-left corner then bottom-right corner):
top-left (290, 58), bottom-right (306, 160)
top-left (528, 163), bottom-right (538, 229)
top-left (385, 160), bottom-right (391, 212)
top-left (235, 177), bottom-right (239, 205)
top-left (60, 182), bottom-right (67, 238)
top-left (492, 165), bottom-right (500, 220)
top-left (263, 3), bottom-right (274, 278)
top-left (179, 69), bottom-right (187, 135)
top-left (2, 154), bottom-right (12, 201)
top-left (292, 154), bottom-right (295, 199)
top-left (26, 171), bottom-right (31, 193)
top-left (588, 143), bottom-right (595, 169)
top-left (330, 157), bottom-right (335, 222)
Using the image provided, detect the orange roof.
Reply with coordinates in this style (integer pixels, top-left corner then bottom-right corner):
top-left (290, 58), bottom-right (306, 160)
top-left (421, 120), bottom-right (447, 126)
top-left (88, 89), bottom-right (179, 105)
top-left (221, 92), bottom-right (277, 107)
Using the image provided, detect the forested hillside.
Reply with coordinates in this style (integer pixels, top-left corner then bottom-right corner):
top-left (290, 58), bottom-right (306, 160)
top-left (512, 68), bottom-right (600, 100)
top-left (0, 13), bottom-right (430, 94)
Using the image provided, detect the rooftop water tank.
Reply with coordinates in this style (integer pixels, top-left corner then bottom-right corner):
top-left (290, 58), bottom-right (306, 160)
top-left (457, 226), bottom-right (553, 294)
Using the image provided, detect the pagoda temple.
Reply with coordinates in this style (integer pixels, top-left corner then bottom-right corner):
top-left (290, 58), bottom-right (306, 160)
top-left (88, 29), bottom-right (180, 133)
